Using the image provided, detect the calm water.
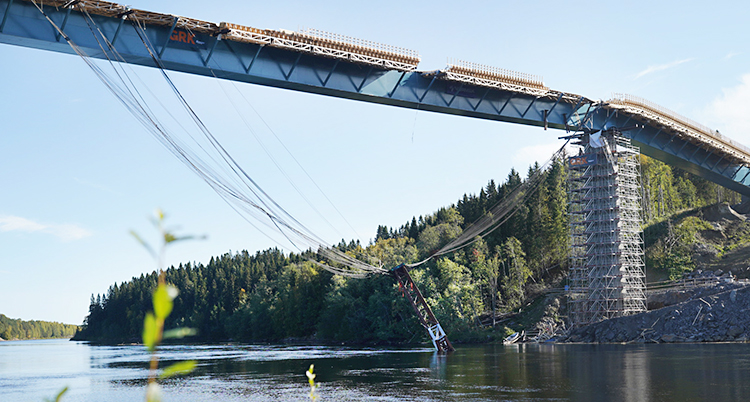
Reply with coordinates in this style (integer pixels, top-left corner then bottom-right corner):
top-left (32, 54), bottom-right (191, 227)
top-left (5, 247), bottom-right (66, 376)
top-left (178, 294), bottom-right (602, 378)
top-left (1, 339), bottom-right (749, 401)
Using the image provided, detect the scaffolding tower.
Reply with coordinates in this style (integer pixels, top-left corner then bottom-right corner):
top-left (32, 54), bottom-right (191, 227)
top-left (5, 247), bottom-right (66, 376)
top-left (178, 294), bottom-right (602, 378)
top-left (568, 129), bottom-right (646, 326)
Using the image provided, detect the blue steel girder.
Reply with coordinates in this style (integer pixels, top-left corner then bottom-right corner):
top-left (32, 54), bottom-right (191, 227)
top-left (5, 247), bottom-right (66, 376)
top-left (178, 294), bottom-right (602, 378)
top-left (585, 106), bottom-right (750, 196)
top-left (0, 0), bottom-right (587, 130)
top-left (3, 0), bottom-right (750, 196)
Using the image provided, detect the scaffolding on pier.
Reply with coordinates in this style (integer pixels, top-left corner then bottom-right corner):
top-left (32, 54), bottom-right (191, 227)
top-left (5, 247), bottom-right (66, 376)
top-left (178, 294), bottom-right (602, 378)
top-left (567, 130), bottom-right (647, 326)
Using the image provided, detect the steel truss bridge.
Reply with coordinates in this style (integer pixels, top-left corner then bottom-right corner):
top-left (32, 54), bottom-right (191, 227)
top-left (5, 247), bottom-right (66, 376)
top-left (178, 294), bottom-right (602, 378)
top-left (3, 0), bottom-right (750, 195)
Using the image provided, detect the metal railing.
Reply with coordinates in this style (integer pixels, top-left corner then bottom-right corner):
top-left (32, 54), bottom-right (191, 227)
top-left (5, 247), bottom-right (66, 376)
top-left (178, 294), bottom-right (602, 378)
top-left (608, 93), bottom-right (750, 165)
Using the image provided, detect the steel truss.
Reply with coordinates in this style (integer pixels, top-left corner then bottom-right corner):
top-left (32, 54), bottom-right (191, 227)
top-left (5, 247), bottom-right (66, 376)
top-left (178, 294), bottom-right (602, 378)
top-left (391, 264), bottom-right (454, 353)
top-left (6, 0), bottom-right (750, 196)
top-left (568, 131), bottom-right (646, 326)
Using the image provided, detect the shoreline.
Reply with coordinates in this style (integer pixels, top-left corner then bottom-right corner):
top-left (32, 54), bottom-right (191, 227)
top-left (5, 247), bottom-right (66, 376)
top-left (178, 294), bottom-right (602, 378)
top-left (561, 283), bottom-right (750, 343)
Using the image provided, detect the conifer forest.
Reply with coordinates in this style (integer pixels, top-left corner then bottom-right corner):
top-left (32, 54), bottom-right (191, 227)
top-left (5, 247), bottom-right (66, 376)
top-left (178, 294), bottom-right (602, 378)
top-left (74, 155), bottom-right (736, 345)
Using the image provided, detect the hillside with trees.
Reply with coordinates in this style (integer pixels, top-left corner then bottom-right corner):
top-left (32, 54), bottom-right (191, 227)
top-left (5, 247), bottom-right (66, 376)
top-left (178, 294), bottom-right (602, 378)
top-left (0, 314), bottom-right (78, 340)
top-left (73, 155), bottom-right (738, 345)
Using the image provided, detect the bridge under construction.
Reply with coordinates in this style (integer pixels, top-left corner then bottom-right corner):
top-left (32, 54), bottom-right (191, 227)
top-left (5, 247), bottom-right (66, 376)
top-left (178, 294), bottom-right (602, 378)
top-left (2, 0), bottom-right (749, 335)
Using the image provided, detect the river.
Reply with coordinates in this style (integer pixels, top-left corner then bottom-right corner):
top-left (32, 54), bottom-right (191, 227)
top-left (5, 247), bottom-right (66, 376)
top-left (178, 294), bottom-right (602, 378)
top-left (1, 339), bottom-right (749, 401)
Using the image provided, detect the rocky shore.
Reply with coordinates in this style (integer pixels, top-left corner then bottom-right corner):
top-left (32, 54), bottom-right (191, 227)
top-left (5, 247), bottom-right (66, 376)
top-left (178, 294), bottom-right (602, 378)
top-left (551, 203), bottom-right (750, 344)
top-left (562, 281), bottom-right (750, 343)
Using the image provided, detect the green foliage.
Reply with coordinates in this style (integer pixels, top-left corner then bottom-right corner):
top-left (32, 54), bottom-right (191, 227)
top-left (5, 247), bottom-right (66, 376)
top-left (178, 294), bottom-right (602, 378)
top-left (429, 258), bottom-right (484, 341)
top-left (163, 327), bottom-right (198, 339)
top-left (153, 283), bottom-right (177, 320)
top-left (0, 314), bottom-right (78, 340)
top-left (306, 364), bottom-right (318, 401)
top-left (142, 312), bottom-right (158, 352)
top-left (366, 237), bottom-right (418, 268)
top-left (641, 155), bottom-right (739, 222)
top-left (43, 387), bottom-right (68, 402)
top-left (132, 210), bottom-right (197, 402)
top-left (75, 158), bottom-right (730, 346)
top-left (678, 216), bottom-right (713, 239)
top-left (499, 237), bottom-right (531, 311)
top-left (645, 216), bottom-right (713, 280)
top-left (159, 360), bottom-right (198, 380)
top-left (666, 253), bottom-right (695, 281)
top-left (416, 208), bottom-right (463, 257)
top-left (71, 161), bottom-right (579, 345)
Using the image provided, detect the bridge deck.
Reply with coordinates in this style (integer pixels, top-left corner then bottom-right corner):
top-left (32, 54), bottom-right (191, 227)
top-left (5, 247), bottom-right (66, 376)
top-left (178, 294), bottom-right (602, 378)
top-left (2, 0), bottom-right (749, 194)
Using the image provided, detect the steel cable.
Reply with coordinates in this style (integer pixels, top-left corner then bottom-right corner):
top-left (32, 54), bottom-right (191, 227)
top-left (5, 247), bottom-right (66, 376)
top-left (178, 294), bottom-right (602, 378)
top-left (31, 1), bottom-right (387, 278)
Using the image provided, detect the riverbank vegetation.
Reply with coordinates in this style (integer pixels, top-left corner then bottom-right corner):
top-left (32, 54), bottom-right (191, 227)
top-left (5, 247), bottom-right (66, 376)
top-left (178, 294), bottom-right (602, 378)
top-left (73, 155), bottom-right (738, 345)
top-left (0, 314), bottom-right (78, 340)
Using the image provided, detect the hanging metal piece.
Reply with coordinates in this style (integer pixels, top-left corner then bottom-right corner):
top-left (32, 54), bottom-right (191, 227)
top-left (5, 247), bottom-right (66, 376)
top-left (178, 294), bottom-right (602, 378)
top-left (390, 264), bottom-right (454, 353)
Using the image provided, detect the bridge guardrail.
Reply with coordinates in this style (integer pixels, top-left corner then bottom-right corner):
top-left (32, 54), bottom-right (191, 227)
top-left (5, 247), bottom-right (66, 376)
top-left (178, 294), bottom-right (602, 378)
top-left (607, 94), bottom-right (750, 165)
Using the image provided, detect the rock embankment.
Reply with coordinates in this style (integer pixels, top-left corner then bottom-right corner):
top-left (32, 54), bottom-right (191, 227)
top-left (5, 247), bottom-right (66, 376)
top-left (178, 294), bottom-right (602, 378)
top-left (563, 282), bottom-right (750, 343)
top-left (647, 270), bottom-right (737, 310)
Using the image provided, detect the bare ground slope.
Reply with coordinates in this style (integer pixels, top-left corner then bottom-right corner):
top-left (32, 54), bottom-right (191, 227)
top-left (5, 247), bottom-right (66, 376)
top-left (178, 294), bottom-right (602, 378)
top-left (691, 203), bottom-right (750, 277)
top-left (564, 282), bottom-right (750, 343)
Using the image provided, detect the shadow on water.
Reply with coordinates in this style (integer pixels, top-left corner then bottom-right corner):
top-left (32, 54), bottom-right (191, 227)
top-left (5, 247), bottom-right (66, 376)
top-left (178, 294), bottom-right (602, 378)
top-left (2, 340), bottom-right (750, 401)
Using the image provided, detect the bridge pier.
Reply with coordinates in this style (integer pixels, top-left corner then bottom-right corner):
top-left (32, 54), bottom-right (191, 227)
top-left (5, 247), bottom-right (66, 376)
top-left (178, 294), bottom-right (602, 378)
top-left (567, 130), bottom-right (647, 326)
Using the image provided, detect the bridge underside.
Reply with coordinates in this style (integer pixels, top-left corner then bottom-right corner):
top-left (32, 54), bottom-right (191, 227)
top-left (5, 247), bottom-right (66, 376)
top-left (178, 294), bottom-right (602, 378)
top-left (585, 108), bottom-right (750, 196)
top-left (2, 0), bottom-right (750, 195)
top-left (0, 0), bottom-right (588, 127)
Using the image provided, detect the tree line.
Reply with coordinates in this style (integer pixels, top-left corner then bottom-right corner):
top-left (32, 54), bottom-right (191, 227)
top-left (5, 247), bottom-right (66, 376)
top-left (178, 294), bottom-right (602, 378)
top-left (0, 314), bottom-right (78, 340)
top-left (74, 154), bottom-right (735, 345)
top-left (641, 155), bottom-right (737, 221)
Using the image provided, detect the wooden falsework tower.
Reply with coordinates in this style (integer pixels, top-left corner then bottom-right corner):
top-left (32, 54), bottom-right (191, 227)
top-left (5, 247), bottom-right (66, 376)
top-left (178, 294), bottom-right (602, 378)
top-left (390, 264), bottom-right (454, 353)
top-left (567, 130), bottom-right (647, 326)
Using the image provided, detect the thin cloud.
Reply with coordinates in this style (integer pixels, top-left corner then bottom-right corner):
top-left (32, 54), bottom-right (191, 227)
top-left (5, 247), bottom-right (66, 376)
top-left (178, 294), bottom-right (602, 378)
top-left (513, 142), bottom-right (568, 171)
top-left (705, 73), bottom-right (750, 146)
top-left (635, 58), bottom-right (693, 79)
top-left (73, 177), bottom-right (121, 196)
top-left (0, 215), bottom-right (92, 241)
top-left (725, 52), bottom-right (741, 60)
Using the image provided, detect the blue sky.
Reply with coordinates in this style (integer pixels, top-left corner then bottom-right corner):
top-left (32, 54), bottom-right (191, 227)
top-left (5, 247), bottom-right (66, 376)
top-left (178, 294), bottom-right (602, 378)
top-left (2, 0), bottom-right (750, 325)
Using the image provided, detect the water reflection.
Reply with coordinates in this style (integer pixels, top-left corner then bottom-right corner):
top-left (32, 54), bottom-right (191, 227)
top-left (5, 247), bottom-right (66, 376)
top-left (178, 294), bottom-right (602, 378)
top-left (2, 340), bottom-right (750, 401)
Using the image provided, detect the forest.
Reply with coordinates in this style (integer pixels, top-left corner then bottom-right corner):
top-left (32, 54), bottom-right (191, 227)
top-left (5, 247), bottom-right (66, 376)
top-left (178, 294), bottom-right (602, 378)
top-left (73, 155), bottom-right (737, 345)
top-left (0, 314), bottom-right (78, 340)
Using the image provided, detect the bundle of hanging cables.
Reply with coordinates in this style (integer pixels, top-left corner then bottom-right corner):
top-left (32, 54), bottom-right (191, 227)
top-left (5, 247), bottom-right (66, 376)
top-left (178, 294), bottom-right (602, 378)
top-left (406, 140), bottom-right (569, 268)
top-left (30, 0), bottom-right (570, 276)
top-left (29, 0), bottom-right (386, 278)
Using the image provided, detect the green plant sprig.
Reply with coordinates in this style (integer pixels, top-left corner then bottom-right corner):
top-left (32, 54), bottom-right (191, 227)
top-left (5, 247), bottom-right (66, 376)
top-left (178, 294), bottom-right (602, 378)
top-left (306, 364), bottom-right (318, 401)
top-left (133, 209), bottom-right (201, 402)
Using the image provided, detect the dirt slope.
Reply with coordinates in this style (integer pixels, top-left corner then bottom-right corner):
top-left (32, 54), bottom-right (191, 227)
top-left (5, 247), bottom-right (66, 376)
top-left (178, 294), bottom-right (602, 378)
top-left (691, 204), bottom-right (750, 277)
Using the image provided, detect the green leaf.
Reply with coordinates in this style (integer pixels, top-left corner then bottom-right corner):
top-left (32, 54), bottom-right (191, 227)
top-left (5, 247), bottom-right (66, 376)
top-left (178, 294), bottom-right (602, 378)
top-left (159, 360), bottom-right (197, 379)
top-left (164, 232), bottom-right (177, 244)
top-left (129, 230), bottom-right (156, 259)
top-left (54, 386), bottom-right (69, 402)
top-left (306, 364), bottom-right (318, 401)
top-left (164, 233), bottom-right (202, 244)
top-left (163, 327), bottom-right (198, 339)
top-left (142, 312), bottom-right (158, 352)
top-left (153, 284), bottom-right (176, 320)
top-left (44, 386), bottom-right (68, 402)
top-left (306, 364), bottom-right (316, 385)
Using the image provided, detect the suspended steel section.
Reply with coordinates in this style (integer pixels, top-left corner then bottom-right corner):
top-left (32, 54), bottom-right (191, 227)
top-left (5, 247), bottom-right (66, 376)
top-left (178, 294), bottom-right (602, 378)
top-left (2, 0), bottom-right (750, 195)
